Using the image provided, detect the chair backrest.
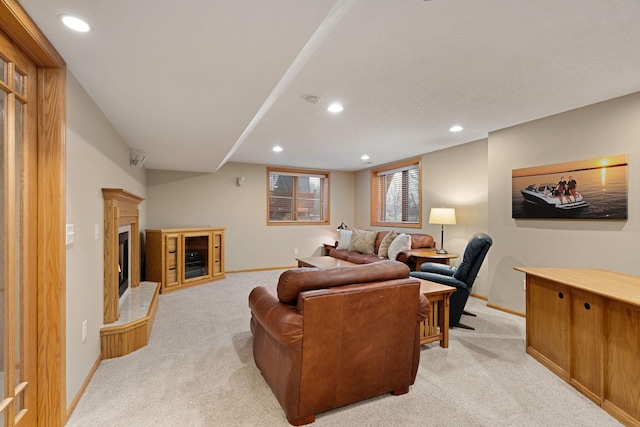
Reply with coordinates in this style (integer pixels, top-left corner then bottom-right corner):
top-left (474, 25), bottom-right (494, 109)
top-left (277, 260), bottom-right (409, 304)
top-left (452, 233), bottom-right (493, 287)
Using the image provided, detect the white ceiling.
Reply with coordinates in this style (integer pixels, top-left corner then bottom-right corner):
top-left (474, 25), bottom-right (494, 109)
top-left (19, 0), bottom-right (640, 172)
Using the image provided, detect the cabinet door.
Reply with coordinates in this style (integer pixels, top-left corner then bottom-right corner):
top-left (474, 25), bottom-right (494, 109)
top-left (527, 276), bottom-right (570, 380)
top-left (605, 300), bottom-right (640, 424)
top-left (212, 231), bottom-right (224, 276)
top-left (182, 232), bottom-right (211, 282)
top-left (570, 289), bottom-right (603, 403)
top-left (164, 234), bottom-right (180, 289)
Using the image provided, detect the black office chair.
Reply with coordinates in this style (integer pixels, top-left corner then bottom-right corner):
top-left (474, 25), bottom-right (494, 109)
top-left (410, 233), bottom-right (492, 329)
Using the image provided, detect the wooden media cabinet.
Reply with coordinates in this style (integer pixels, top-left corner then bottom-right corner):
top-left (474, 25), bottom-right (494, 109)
top-left (146, 227), bottom-right (225, 293)
top-left (516, 267), bottom-right (640, 426)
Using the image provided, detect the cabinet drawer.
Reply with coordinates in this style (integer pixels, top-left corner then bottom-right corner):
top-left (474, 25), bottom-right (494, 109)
top-left (167, 237), bottom-right (177, 252)
top-left (167, 254), bottom-right (176, 269)
top-left (167, 268), bottom-right (177, 284)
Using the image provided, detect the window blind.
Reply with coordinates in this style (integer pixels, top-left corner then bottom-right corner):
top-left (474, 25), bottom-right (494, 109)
top-left (372, 161), bottom-right (420, 225)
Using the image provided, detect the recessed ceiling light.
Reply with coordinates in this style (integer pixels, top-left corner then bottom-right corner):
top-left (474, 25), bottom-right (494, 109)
top-left (327, 103), bottom-right (344, 113)
top-left (272, 146), bottom-right (283, 152)
top-left (361, 154), bottom-right (370, 160)
top-left (59, 14), bottom-right (92, 32)
top-left (449, 125), bottom-right (463, 132)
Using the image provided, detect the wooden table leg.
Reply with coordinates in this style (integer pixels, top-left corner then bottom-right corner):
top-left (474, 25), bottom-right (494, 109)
top-left (440, 293), bottom-right (451, 348)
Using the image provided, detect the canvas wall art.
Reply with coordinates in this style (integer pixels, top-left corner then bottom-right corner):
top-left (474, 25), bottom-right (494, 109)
top-left (512, 154), bottom-right (628, 219)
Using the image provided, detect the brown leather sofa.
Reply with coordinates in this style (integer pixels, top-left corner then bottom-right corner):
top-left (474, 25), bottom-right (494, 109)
top-left (329, 231), bottom-right (436, 268)
top-left (249, 261), bottom-right (431, 425)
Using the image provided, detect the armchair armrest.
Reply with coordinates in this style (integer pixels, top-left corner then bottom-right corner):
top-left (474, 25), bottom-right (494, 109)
top-left (420, 262), bottom-right (455, 276)
top-left (248, 286), bottom-right (303, 348)
top-left (417, 294), bottom-right (431, 322)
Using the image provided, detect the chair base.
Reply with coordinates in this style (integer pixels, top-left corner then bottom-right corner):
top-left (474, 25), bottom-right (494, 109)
top-left (463, 310), bottom-right (477, 317)
top-left (453, 322), bottom-right (475, 330)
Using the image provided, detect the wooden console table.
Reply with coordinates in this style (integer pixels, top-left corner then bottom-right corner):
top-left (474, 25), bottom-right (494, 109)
top-left (515, 267), bottom-right (640, 426)
top-left (297, 256), bottom-right (356, 268)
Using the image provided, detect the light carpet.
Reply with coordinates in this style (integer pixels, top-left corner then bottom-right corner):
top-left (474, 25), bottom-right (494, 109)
top-left (66, 270), bottom-right (621, 426)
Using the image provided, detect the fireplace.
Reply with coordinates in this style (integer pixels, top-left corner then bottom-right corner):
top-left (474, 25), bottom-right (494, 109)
top-left (118, 229), bottom-right (130, 298)
top-left (103, 188), bottom-right (143, 324)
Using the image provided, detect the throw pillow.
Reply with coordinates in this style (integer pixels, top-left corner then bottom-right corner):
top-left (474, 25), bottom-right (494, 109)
top-left (348, 229), bottom-right (378, 254)
top-left (377, 230), bottom-right (398, 258)
top-left (387, 233), bottom-right (412, 261)
top-left (335, 229), bottom-right (353, 250)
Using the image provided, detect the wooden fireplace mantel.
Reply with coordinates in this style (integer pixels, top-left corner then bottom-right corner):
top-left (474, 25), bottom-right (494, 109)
top-left (102, 188), bottom-right (144, 324)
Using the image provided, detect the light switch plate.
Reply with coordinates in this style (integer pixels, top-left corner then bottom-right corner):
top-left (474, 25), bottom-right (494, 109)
top-left (94, 224), bottom-right (100, 240)
top-left (66, 224), bottom-right (75, 245)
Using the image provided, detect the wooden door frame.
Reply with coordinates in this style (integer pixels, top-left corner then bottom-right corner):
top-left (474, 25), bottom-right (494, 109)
top-left (0, 1), bottom-right (66, 426)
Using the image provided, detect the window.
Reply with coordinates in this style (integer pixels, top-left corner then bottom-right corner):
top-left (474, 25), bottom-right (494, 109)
top-left (268, 168), bottom-right (330, 225)
top-left (371, 159), bottom-right (421, 228)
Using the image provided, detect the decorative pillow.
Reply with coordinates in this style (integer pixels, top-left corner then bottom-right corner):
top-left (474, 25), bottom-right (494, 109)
top-left (377, 230), bottom-right (398, 258)
top-left (387, 233), bottom-right (412, 261)
top-left (348, 229), bottom-right (378, 254)
top-left (335, 229), bottom-right (353, 250)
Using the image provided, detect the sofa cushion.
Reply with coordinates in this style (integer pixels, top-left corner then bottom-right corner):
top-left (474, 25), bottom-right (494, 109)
top-left (346, 253), bottom-right (382, 264)
top-left (277, 260), bottom-right (410, 304)
top-left (329, 247), bottom-right (351, 260)
top-left (335, 229), bottom-right (353, 250)
top-left (349, 229), bottom-right (377, 254)
top-left (388, 233), bottom-right (412, 261)
top-left (377, 230), bottom-right (397, 258)
top-left (409, 233), bottom-right (435, 249)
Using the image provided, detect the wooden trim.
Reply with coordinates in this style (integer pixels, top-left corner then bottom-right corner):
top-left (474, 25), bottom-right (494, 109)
top-left (102, 188), bottom-right (144, 323)
top-left (370, 157), bottom-right (422, 228)
top-left (37, 64), bottom-right (66, 427)
top-left (486, 302), bottom-right (526, 318)
top-left (470, 292), bottom-right (488, 301)
top-left (65, 355), bottom-right (101, 421)
top-left (266, 167), bottom-right (330, 226)
top-left (20, 34), bottom-right (39, 427)
top-left (0, 0), bottom-right (65, 67)
top-left (0, 2), bottom-right (67, 426)
top-left (99, 283), bottom-right (160, 359)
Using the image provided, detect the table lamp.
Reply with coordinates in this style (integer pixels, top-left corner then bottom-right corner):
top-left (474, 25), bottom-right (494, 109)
top-left (429, 208), bottom-right (456, 254)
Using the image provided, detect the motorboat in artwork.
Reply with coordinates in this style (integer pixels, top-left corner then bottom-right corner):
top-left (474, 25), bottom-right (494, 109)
top-left (520, 183), bottom-right (589, 210)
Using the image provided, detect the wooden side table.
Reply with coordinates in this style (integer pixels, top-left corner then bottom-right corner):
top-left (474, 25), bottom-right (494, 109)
top-left (404, 249), bottom-right (460, 271)
top-left (322, 243), bottom-right (336, 256)
top-left (418, 279), bottom-right (456, 348)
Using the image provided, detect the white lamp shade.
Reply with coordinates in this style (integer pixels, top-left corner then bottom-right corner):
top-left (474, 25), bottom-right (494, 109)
top-left (429, 208), bottom-right (456, 225)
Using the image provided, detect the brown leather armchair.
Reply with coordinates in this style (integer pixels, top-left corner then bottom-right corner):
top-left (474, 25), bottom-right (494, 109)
top-left (248, 260), bottom-right (431, 425)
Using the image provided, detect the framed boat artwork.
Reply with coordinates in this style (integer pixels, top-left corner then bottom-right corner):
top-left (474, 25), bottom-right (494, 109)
top-left (512, 154), bottom-right (628, 219)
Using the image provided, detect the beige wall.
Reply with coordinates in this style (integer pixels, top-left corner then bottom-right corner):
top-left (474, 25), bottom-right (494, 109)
top-left (354, 93), bottom-right (640, 315)
top-left (146, 163), bottom-right (355, 271)
top-left (488, 92), bottom-right (640, 313)
top-left (64, 79), bottom-right (640, 410)
top-left (354, 139), bottom-right (491, 294)
top-left (65, 71), bottom-right (147, 407)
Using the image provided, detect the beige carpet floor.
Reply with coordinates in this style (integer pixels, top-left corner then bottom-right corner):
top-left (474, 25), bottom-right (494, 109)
top-left (66, 269), bottom-right (621, 426)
